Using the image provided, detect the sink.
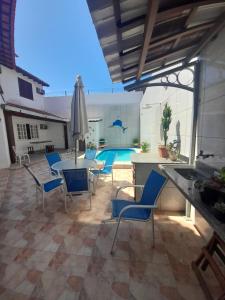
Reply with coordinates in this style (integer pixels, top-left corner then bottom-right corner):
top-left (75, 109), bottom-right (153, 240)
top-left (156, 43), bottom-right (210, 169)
top-left (174, 168), bottom-right (207, 180)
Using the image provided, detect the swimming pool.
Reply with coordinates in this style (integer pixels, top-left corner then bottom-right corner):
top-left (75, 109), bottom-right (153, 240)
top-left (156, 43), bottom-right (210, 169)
top-left (96, 148), bottom-right (136, 162)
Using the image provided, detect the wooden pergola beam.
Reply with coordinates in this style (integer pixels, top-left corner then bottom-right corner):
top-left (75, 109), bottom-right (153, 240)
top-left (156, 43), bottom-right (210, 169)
top-left (157, 0), bottom-right (225, 23)
top-left (185, 11), bottom-right (225, 63)
top-left (118, 1), bottom-right (225, 32)
top-left (172, 7), bottom-right (198, 49)
top-left (112, 0), bottom-right (123, 78)
top-left (119, 22), bottom-right (213, 58)
top-left (137, 0), bottom-right (159, 79)
top-left (149, 22), bottom-right (213, 49)
top-left (122, 45), bottom-right (194, 74)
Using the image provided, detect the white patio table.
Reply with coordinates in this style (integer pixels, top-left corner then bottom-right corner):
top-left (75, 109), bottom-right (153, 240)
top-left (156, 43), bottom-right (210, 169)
top-left (51, 158), bottom-right (97, 173)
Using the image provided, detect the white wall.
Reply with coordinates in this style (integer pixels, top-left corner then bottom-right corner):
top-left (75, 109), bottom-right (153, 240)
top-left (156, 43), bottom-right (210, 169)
top-left (45, 92), bottom-right (142, 148)
top-left (0, 65), bottom-right (45, 110)
top-left (12, 116), bottom-right (65, 153)
top-left (140, 85), bottom-right (193, 156)
top-left (44, 91), bottom-right (142, 119)
top-left (0, 108), bottom-right (11, 168)
top-left (197, 25), bottom-right (225, 159)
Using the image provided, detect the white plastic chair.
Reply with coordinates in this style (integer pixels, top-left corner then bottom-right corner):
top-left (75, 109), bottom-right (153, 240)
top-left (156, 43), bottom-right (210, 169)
top-left (12, 146), bottom-right (30, 166)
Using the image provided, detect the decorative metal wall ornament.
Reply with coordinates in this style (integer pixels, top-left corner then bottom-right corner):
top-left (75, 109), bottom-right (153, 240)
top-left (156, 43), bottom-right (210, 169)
top-left (132, 67), bottom-right (194, 93)
top-left (109, 119), bottom-right (128, 133)
top-left (159, 67), bottom-right (194, 92)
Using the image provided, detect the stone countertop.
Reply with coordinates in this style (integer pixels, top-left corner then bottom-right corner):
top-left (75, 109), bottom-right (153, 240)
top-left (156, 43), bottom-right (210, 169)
top-left (160, 164), bottom-right (225, 242)
top-left (131, 152), bottom-right (186, 164)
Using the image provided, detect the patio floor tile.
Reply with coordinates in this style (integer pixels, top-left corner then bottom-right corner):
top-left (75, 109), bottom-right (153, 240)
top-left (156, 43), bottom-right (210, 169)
top-left (0, 161), bottom-right (221, 299)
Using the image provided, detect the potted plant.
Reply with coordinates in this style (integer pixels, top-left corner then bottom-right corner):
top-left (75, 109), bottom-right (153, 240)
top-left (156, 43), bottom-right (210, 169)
top-left (99, 138), bottom-right (106, 148)
top-left (159, 103), bottom-right (172, 158)
top-left (167, 140), bottom-right (179, 161)
top-left (86, 142), bottom-right (97, 150)
top-left (132, 138), bottom-right (140, 148)
top-left (212, 167), bottom-right (225, 188)
top-left (141, 142), bottom-right (149, 153)
top-left (212, 202), bottom-right (225, 222)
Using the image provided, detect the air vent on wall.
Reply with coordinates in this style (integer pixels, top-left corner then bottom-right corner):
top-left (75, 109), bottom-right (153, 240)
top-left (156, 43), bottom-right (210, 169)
top-left (36, 87), bottom-right (45, 95)
top-left (40, 124), bottom-right (48, 130)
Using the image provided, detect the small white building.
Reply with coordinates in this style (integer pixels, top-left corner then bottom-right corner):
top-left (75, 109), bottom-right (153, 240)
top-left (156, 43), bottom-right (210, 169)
top-left (0, 65), bottom-right (68, 168)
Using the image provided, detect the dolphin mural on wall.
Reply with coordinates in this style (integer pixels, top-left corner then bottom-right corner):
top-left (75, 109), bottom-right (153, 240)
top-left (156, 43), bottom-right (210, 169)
top-left (109, 119), bottom-right (128, 133)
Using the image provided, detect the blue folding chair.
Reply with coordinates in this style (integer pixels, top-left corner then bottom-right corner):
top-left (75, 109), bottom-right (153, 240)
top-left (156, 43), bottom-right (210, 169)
top-left (84, 149), bottom-right (97, 160)
top-left (106, 169), bottom-right (167, 254)
top-left (62, 168), bottom-right (92, 212)
top-left (90, 151), bottom-right (116, 185)
top-left (23, 164), bottom-right (63, 211)
top-left (45, 152), bottom-right (61, 176)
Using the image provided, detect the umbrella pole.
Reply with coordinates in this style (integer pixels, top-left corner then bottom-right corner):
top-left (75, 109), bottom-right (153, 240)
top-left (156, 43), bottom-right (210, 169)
top-left (75, 139), bottom-right (78, 164)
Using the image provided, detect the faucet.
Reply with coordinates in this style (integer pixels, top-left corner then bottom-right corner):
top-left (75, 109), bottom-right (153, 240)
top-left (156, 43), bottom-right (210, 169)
top-left (196, 150), bottom-right (214, 159)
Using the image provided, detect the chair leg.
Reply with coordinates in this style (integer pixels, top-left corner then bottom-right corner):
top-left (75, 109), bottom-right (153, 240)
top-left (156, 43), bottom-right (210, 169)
top-left (111, 218), bottom-right (122, 254)
top-left (27, 154), bottom-right (30, 164)
top-left (64, 194), bottom-right (68, 212)
top-left (102, 218), bottom-right (117, 223)
top-left (89, 193), bottom-right (92, 210)
top-left (19, 156), bottom-right (22, 167)
top-left (152, 210), bottom-right (155, 248)
top-left (42, 191), bottom-right (45, 211)
top-left (36, 186), bottom-right (39, 204)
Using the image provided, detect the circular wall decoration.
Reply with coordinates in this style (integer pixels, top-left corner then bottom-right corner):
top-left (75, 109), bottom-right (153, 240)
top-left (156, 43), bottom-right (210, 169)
top-left (177, 68), bottom-right (194, 86)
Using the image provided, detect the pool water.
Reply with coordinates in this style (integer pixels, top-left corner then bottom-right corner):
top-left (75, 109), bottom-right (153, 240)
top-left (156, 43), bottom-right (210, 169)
top-left (96, 148), bottom-right (135, 162)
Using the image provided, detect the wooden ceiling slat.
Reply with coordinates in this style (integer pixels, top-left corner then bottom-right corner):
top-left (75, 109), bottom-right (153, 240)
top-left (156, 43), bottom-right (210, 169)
top-left (137, 0), bottom-right (159, 79)
top-left (123, 45), bottom-right (193, 73)
top-left (157, 0), bottom-right (225, 23)
top-left (117, 0), bottom-right (225, 33)
top-left (172, 7), bottom-right (198, 49)
top-left (120, 22), bottom-right (213, 58)
top-left (185, 11), bottom-right (225, 63)
top-left (87, 0), bottom-right (225, 83)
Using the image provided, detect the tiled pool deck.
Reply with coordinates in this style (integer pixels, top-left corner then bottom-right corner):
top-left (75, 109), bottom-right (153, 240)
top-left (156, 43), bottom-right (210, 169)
top-left (0, 161), bottom-right (221, 299)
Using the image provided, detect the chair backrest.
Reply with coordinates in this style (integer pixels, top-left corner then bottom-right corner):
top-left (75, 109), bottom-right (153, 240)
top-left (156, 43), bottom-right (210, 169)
top-left (103, 151), bottom-right (116, 173)
top-left (140, 169), bottom-right (167, 206)
top-left (62, 168), bottom-right (89, 193)
top-left (23, 164), bottom-right (41, 187)
top-left (45, 152), bottom-right (61, 167)
top-left (84, 149), bottom-right (97, 160)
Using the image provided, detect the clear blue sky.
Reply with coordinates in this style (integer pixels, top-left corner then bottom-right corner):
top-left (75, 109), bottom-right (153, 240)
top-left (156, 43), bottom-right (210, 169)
top-left (15, 0), bottom-right (123, 95)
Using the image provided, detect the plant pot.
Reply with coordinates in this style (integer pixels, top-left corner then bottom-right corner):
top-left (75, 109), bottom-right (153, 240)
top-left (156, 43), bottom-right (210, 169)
top-left (158, 145), bottom-right (168, 158)
top-left (211, 207), bottom-right (225, 223)
top-left (199, 187), bottom-right (218, 206)
top-left (168, 151), bottom-right (177, 161)
top-left (133, 143), bottom-right (139, 148)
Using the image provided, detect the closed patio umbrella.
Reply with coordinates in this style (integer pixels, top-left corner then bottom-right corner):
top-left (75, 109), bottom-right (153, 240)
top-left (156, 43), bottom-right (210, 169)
top-left (71, 75), bottom-right (88, 163)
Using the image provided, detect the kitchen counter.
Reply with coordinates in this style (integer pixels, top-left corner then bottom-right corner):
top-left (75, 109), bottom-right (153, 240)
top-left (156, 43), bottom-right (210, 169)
top-left (131, 152), bottom-right (187, 211)
top-left (131, 152), bottom-right (185, 164)
top-left (160, 164), bottom-right (225, 242)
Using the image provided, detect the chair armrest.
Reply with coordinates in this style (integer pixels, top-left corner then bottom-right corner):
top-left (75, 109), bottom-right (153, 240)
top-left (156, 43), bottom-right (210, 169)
top-left (118, 204), bottom-right (157, 219)
top-left (37, 169), bottom-right (51, 175)
top-left (41, 177), bottom-right (63, 186)
top-left (115, 184), bottom-right (144, 198)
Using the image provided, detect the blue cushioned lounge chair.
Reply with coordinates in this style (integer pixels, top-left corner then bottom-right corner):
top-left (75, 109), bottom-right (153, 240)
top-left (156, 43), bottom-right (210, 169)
top-left (45, 152), bottom-right (61, 176)
top-left (106, 169), bottom-right (167, 254)
top-left (23, 164), bottom-right (63, 211)
top-left (84, 149), bottom-right (97, 160)
top-left (62, 168), bottom-right (92, 212)
top-left (90, 151), bottom-right (116, 186)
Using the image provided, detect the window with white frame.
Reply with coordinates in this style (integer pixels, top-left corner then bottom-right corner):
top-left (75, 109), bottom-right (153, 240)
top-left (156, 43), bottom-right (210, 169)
top-left (17, 124), bottom-right (28, 140)
top-left (30, 125), bottom-right (39, 139)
